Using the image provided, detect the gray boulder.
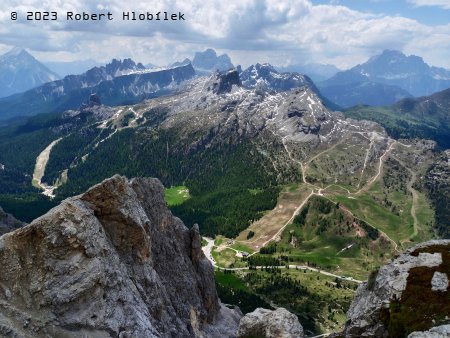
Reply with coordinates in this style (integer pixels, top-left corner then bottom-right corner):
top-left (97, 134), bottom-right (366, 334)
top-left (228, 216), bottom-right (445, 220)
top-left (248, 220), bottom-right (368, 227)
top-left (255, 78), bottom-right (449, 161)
top-left (237, 307), bottom-right (304, 338)
top-left (431, 271), bottom-right (449, 292)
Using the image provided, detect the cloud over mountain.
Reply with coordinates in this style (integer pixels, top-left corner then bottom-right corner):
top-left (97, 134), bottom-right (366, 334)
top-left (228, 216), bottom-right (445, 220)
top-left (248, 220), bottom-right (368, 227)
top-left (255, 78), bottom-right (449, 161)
top-left (1, 0), bottom-right (450, 70)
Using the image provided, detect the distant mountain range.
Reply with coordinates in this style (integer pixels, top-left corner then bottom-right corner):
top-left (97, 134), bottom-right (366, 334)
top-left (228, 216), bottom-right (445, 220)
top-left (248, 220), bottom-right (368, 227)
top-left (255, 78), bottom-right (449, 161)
top-left (320, 81), bottom-right (411, 108)
top-left (3, 46), bottom-right (450, 128)
top-left (0, 48), bottom-right (59, 98)
top-left (320, 50), bottom-right (450, 107)
top-left (276, 63), bottom-right (340, 83)
top-left (345, 86), bottom-right (450, 148)
top-left (0, 59), bottom-right (195, 121)
top-left (350, 50), bottom-right (450, 96)
top-left (184, 50), bottom-right (338, 83)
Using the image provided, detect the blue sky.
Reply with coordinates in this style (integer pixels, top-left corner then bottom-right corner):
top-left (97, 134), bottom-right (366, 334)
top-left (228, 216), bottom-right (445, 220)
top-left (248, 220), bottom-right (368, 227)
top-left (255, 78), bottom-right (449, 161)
top-left (312, 0), bottom-right (450, 26)
top-left (1, 0), bottom-right (450, 69)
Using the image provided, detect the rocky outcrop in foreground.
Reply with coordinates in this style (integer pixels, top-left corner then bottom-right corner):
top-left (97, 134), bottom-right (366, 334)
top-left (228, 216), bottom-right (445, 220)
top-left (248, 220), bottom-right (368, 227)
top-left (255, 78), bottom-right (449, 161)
top-left (237, 307), bottom-right (304, 338)
top-left (344, 240), bottom-right (450, 337)
top-left (0, 175), bottom-right (240, 337)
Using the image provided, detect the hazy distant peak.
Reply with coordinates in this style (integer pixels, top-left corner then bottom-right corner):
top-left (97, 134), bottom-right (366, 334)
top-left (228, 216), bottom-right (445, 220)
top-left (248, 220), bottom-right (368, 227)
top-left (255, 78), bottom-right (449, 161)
top-left (192, 48), bottom-right (234, 72)
top-left (0, 48), bottom-right (60, 98)
top-left (321, 49), bottom-right (450, 98)
top-left (170, 58), bottom-right (191, 68)
top-left (4, 47), bottom-right (26, 56)
top-left (0, 47), bottom-right (33, 61)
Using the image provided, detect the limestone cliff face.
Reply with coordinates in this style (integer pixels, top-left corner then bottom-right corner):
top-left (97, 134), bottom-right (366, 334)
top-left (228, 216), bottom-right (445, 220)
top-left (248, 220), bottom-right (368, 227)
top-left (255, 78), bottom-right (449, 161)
top-left (0, 175), bottom-right (239, 338)
top-left (344, 240), bottom-right (450, 338)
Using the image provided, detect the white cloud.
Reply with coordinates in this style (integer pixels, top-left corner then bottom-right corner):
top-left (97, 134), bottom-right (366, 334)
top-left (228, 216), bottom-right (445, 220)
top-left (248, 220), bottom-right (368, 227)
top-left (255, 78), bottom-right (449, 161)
top-left (407, 0), bottom-right (450, 9)
top-left (1, 0), bottom-right (450, 69)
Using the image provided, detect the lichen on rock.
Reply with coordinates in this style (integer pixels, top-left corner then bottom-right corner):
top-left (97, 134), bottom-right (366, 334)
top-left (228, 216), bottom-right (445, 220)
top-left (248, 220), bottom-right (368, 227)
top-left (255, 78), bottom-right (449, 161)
top-left (344, 240), bottom-right (450, 337)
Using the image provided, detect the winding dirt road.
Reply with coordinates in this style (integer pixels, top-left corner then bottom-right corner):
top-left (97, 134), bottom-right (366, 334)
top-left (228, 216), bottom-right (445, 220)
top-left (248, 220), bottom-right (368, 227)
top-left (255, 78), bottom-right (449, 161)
top-left (201, 238), bottom-right (362, 283)
top-left (217, 134), bottom-right (404, 281)
top-left (393, 156), bottom-right (420, 238)
top-left (260, 189), bottom-right (315, 248)
top-left (354, 139), bottom-right (396, 195)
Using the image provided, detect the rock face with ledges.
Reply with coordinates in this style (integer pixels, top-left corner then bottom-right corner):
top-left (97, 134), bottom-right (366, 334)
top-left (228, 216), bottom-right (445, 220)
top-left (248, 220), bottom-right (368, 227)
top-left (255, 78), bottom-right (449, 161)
top-left (237, 307), bottom-right (304, 338)
top-left (0, 175), bottom-right (240, 337)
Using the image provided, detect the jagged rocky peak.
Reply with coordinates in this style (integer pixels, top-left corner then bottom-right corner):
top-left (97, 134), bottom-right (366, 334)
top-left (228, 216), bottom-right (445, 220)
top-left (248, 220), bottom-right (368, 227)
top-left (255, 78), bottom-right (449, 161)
top-left (210, 69), bottom-right (242, 94)
top-left (0, 175), bottom-right (241, 337)
top-left (0, 47), bottom-right (54, 68)
top-left (246, 63), bottom-right (277, 76)
top-left (365, 49), bottom-right (428, 73)
top-left (0, 47), bottom-right (30, 60)
top-left (344, 239), bottom-right (450, 337)
top-left (104, 58), bottom-right (146, 76)
top-left (240, 62), bottom-right (315, 93)
top-left (78, 58), bottom-right (146, 81)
